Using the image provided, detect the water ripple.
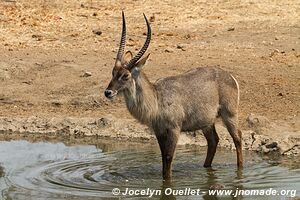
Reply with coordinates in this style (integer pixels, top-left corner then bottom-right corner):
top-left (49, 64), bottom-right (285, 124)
top-left (0, 140), bottom-right (299, 199)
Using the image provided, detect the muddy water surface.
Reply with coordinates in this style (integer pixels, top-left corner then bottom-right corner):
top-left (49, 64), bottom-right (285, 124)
top-left (0, 138), bottom-right (299, 200)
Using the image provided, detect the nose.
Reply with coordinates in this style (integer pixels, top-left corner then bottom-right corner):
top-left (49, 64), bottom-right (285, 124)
top-left (104, 90), bottom-right (112, 98)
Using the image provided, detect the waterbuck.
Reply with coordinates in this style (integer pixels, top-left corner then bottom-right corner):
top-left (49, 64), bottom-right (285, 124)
top-left (104, 12), bottom-right (243, 180)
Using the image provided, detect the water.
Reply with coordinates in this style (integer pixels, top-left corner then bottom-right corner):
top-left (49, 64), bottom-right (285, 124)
top-left (0, 138), bottom-right (299, 200)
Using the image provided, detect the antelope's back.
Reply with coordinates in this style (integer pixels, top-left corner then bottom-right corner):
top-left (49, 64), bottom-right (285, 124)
top-left (154, 66), bottom-right (239, 130)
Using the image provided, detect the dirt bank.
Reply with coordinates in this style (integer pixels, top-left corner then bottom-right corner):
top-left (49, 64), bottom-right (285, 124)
top-left (0, 114), bottom-right (299, 156)
top-left (0, 1), bottom-right (299, 155)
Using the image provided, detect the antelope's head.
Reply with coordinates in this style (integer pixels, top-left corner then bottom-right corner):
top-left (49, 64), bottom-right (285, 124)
top-left (104, 12), bottom-right (151, 99)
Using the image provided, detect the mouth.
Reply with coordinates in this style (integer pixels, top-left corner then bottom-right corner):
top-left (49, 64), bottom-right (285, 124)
top-left (105, 91), bottom-right (118, 100)
top-left (107, 94), bottom-right (117, 100)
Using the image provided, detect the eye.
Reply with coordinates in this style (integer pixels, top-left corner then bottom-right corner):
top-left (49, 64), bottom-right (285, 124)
top-left (121, 74), bottom-right (130, 81)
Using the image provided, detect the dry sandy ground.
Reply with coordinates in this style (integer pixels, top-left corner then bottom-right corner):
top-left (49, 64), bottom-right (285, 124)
top-left (0, 0), bottom-right (299, 154)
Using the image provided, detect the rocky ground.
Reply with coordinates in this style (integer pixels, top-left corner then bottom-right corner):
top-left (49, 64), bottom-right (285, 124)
top-left (0, 0), bottom-right (299, 155)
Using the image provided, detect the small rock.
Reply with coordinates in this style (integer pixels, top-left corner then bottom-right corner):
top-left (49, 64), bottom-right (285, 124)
top-left (32, 34), bottom-right (42, 41)
top-left (70, 33), bottom-right (79, 37)
top-left (275, 36), bottom-right (279, 40)
top-left (92, 12), bottom-right (97, 16)
top-left (165, 47), bottom-right (174, 53)
top-left (261, 145), bottom-right (270, 153)
top-left (278, 92), bottom-right (283, 97)
top-left (227, 27), bottom-right (235, 31)
top-left (81, 71), bottom-right (92, 77)
top-left (92, 29), bottom-right (102, 36)
top-left (56, 126), bottom-right (70, 135)
top-left (97, 117), bottom-right (110, 127)
top-left (266, 142), bottom-right (278, 149)
top-left (247, 113), bottom-right (270, 128)
top-left (149, 14), bottom-right (155, 22)
top-left (270, 49), bottom-right (280, 57)
top-left (51, 101), bottom-right (63, 107)
top-left (282, 145), bottom-right (300, 156)
top-left (246, 113), bottom-right (270, 135)
top-left (184, 34), bottom-right (191, 39)
top-left (88, 121), bottom-right (97, 125)
top-left (176, 44), bottom-right (186, 51)
top-left (166, 33), bottom-right (174, 36)
top-left (22, 80), bottom-right (32, 85)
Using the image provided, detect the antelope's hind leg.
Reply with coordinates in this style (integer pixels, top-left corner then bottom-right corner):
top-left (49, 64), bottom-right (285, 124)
top-left (203, 125), bottom-right (219, 168)
top-left (221, 113), bottom-right (243, 168)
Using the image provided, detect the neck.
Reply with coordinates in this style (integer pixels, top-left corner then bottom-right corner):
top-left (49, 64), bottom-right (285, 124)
top-left (123, 72), bottom-right (158, 125)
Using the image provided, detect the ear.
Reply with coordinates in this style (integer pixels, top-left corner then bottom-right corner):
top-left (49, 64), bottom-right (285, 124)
top-left (130, 54), bottom-right (150, 78)
top-left (135, 53), bottom-right (150, 69)
top-left (122, 51), bottom-right (133, 65)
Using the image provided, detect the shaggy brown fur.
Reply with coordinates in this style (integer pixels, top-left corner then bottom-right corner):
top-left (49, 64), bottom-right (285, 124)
top-left (106, 59), bottom-right (243, 179)
top-left (104, 13), bottom-right (243, 180)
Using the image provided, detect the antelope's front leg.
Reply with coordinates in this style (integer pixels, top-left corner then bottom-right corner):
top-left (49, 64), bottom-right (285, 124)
top-left (156, 128), bottom-right (179, 180)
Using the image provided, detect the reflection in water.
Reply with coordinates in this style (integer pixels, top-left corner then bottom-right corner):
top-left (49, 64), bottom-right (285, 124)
top-left (202, 169), bottom-right (219, 200)
top-left (160, 181), bottom-right (176, 200)
top-left (0, 139), bottom-right (299, 200)
top-left (0, 165), bottom-right (4, 177)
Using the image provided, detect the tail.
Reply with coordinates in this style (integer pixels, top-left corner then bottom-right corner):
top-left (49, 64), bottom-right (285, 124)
top-left (230, 74), bottom-right (240, 105)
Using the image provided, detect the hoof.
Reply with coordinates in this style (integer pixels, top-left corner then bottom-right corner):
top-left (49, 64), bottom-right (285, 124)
top-left (203, 164), bottom-right (212, 168)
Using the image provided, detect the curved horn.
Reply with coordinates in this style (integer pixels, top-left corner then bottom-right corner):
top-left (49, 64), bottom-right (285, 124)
top-left (115, 11), bottom-right (126, 66)
top-left (126, 13), bottom-right (151, 69)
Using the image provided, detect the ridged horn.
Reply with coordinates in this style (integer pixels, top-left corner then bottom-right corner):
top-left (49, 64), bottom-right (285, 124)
top-left (126, 13), bottom-right (151, 69)
top-left (115, 11), bottom-right (126, 66)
